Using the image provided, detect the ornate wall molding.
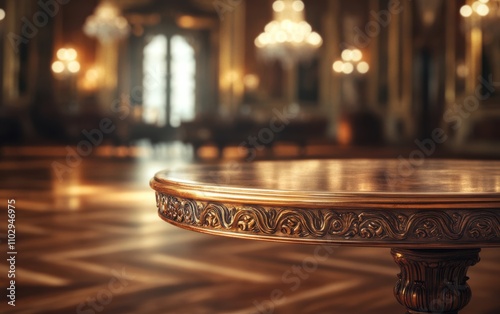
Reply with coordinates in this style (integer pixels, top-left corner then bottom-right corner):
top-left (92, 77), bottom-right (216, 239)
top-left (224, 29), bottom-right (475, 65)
top-left (156, 192), bottom-right (500, 245)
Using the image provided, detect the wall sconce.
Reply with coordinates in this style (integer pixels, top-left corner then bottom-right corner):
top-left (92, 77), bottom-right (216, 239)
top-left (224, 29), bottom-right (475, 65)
top-left (51, 48), bottom-right (80, 76)
top-left (52, 48), bottom-right (81, 111)
top-left (0, 8), bottom-right (6, 21)
top-left (460, 0), bottom-right (500, 31)
top-left (461, 0), bottom-right (491, 18)
top-left (332, 49), bottom-right (369, 75)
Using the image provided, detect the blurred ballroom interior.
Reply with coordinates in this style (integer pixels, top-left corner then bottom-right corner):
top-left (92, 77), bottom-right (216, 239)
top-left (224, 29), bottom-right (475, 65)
top-left (0, 0), bottom-right (500, 313)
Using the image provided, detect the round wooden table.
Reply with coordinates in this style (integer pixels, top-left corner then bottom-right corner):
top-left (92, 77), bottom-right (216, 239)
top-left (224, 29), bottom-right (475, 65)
top-left (150, 159), bottom-right (500, 313)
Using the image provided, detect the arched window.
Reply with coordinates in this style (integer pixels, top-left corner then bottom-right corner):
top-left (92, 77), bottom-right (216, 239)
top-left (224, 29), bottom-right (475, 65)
top-left (170, 35), bottom-right (196, 127)
top-left (142, 34), bottom-right (196, 127)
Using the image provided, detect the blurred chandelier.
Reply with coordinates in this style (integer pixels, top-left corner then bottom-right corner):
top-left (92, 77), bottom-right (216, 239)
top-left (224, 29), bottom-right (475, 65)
top-left (83, 1), bottom-right (129, 43)
top-left (460, 0), bottom-right (500, 31)
top-left (255, 0), bottom-right (322, 68)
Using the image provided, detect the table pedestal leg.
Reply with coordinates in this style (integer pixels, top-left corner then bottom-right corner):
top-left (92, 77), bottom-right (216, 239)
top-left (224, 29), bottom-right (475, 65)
top-left (391, 248), bottom-right (480, 314)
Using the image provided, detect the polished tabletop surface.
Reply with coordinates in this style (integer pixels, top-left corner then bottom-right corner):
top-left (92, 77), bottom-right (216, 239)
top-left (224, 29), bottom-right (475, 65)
top-left (151, 159), bottom-right (500, 208)
top-left (152, 159), bottom-right (500, 247)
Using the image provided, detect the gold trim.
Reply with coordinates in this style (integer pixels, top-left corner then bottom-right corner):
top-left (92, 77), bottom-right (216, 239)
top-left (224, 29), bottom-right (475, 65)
top-left (150, 177), bottom-right (500, 209)
top-left (155, 193), bottom-right (500, 248)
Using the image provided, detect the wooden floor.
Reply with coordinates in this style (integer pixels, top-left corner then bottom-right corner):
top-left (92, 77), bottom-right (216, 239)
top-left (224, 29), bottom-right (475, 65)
top-left (1, 151), bottom-right (499, 314)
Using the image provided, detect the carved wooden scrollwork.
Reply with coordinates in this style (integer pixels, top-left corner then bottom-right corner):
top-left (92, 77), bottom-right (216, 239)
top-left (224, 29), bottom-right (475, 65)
top-left (156, 192), bottom-right (500, 245)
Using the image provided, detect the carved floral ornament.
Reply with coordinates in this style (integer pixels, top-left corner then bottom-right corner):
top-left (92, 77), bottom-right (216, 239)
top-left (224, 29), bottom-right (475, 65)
top-left (156, 193), bottom-right (500, 246)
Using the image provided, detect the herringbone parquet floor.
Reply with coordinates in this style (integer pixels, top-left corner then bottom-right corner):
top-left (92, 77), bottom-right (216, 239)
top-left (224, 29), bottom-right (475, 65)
top-left (1, 155), bottom-right (499, 314)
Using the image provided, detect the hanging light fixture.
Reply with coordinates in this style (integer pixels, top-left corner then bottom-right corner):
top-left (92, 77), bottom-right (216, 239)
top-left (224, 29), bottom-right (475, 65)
top-left (83, 1), bottom-right (130, 43)
top-left (255, 0), bottom-right (322, 68)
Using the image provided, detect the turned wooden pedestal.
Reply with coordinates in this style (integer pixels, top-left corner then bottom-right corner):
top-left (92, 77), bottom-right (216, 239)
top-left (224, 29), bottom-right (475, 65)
top-left (392, 249), bottom-right (480, 314)
top-left (151, 159), bottom-right (500, 313)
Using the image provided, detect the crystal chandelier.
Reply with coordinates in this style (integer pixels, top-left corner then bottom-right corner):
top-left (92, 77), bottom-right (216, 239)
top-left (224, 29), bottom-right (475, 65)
top-left (460, 0), bottom-right (500, 32)
top-left (255, 0), bottom-right (322, 68)
top-left (83, 1), bottom-right (130, 43)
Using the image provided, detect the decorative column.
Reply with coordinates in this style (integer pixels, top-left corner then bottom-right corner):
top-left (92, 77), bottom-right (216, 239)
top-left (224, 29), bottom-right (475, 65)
top-left (386, 1), bottom-right (401, 143)
top-left (444, 0), bottom-right (457, 111)
top-left (320, 0), bottom-right (341, 137)
top-left (218, 1), bottom-right (245, 115)
top-left (367, 0), bottom-right (381, 116)
top-left (2, 0), bottom-right (21, 103)
top-left (391, 249), bottom-right (480, 314)
top-left (465, 0), bottom-right (482, 95)
top-left (401, 0), bottom-right (414, 138)
top-left (96, 41), bottom-right (119, 111)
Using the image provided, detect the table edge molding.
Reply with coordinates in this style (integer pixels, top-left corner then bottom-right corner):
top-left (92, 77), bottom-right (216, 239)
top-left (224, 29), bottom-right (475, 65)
top-left (155, 192), bottom-right (500, 247)
top-left (150, 177), bottom-right (500, 209)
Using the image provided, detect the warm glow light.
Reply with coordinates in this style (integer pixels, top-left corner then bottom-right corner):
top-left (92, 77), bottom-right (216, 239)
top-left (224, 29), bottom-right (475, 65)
top-left (456, 64), bottom-right (468, 78)
top-left (357, 61), bottom-right (369, 74)
top-left (52, 61), bottom-right (65, 73)
top-left (243, 74), bottom-right (260, 91)
top-left (461, 0), bottom-right (494, 30)
top-left (66, 48), bottom-right (77, 61)
top-left (307, 32), bottom-right (322, 46)
top-left (338, 119), bottom-right (352, 145)
top-left (342, 62), bottom-right (354, 74)
top-left (351, 49), bottom-right (362, 62)
top-left (0, 9), bottom-right (5, 21)
top-left (85, 68), bottom-right (100, 81)
top-left (334, 48), bottom-right (368, 75)
top-left (56, 47), bottom-right (77, 62)
top-left (255, 0), bottom-right (322, 67)
top-left (292, 1), bottom-right (304, 12)
top-left (255, 38), bottom-right (264, 48)
top-left (99, 6), bottom-right (115, 19)
top-left (460, 5), bottom-right (473, 17)
top-left (341, 49), bottom-right (352, 61)
top-left (57, 48), bottom-right (68, 60)
top-left (54, 47), bottom-right (80, 76)
top-left (82, 67), bottom-right (101, 91)
top-left (67, 61), bottom-right (80, 73)
top-left (292, 33), bottom-right (304, 43)
top-left (276, 30), bottom-right (287, 42)
top-left (476, 3), bottom-right (489, 16)
top-left (332, 61), bottom-right (344, 73)
top-left (83, 1), bottom-right (129, 43)
top-left (472, 1), bottom-right (481, 12)
top-left (273, 0), bottom-right (285, 12)
top-left (178, 15), bottom-right (196, 28)
top-left (225, 71), bottom-right (240, 84)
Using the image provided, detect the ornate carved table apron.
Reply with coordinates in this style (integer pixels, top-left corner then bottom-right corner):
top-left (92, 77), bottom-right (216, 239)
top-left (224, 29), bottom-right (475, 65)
top-left (150, 159), bottom-right (500, 314)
